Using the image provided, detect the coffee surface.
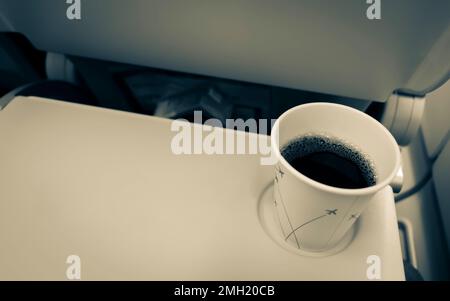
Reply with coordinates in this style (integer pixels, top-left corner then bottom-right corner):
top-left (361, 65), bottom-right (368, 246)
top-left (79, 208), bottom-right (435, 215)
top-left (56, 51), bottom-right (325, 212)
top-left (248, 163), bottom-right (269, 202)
top-left (281, 134), bottom-right (376, 189)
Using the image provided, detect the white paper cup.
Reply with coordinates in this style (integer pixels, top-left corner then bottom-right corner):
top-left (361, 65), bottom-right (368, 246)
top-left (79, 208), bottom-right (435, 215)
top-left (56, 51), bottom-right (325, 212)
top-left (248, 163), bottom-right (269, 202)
top-left (270, 103), bottom-right (401, 252)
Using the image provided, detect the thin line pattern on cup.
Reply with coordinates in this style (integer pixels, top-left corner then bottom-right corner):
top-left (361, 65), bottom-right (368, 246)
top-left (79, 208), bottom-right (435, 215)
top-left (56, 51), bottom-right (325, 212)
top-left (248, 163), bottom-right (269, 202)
top-left (274, 165), bottom-right (301, 248)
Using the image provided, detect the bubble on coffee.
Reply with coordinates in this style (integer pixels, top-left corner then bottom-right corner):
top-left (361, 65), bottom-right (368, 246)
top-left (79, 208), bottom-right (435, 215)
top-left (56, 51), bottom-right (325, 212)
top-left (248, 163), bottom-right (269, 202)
top-left (281, 133), bottom-right (377, 189)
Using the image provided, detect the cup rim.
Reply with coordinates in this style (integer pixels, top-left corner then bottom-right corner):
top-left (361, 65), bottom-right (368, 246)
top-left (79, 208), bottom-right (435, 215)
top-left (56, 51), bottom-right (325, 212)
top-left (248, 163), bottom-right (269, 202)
top-left (271, 102), bottom-right (401, 196)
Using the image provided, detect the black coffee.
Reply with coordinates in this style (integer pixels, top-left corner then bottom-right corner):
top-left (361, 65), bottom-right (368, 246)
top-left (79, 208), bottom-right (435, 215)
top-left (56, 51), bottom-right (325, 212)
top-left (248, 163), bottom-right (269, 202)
top-left (281, 134), bottom-right (376, 189)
